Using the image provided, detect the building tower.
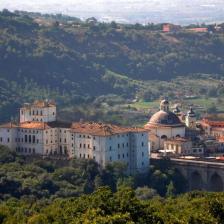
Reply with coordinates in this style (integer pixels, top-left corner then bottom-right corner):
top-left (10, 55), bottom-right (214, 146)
top-left (20, 100), bottom-right (56, 123)
top-left (160, 99), bottom-right (169, 112)
top-left (173, 105), bottom-right (181, 116)
top-left (186, 107), bottom-right (196, 129)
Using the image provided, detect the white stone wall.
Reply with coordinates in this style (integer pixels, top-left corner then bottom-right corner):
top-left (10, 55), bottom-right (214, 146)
top-left (130, 132), bottom-right (149, 173)
top-left (72, 131), bottom-right (150, 175)
top-left (43, 127), bottom-right (71, 156)
top-left (0, 127), bottom-right (17, 151)
top-left (149, 126), bottom-right (185, 149)
top-left (0, 125), bottom-right (150, 174)
top-left (20, 106), bottom-right (56, 123)
top-left (16, 128), bottom-right (44, 155)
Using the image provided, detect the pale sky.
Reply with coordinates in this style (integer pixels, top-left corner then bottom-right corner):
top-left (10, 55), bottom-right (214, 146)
top-left (1, 0), bottom-right (223, 24)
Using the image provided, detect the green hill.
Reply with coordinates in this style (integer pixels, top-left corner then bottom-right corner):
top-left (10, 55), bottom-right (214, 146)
top-left (1, 10), bottom-right (224, 121)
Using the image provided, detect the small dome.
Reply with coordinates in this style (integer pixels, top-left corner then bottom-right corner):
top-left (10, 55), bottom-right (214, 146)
top-left (149, 110), bottom-right (183, 126)
top-left (173, 106), bottom-right (181, 114)
top-left (188, 107), bottom-right (196, 117)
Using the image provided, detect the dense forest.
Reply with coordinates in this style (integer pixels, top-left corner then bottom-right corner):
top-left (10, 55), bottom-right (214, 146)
top-left (0, 146), bottom-right (224, 223)
top-left (1, 10), bottom-right (224, 122)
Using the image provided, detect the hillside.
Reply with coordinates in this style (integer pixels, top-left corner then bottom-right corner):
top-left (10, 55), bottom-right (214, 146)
top-left (1, 10), bottom-right (224, 122)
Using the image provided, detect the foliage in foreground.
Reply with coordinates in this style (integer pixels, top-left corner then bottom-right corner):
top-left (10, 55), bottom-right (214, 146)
top-left (0, 146), bottom-right (223, 223)
top-left (1, 187), bottom-right (224, 223)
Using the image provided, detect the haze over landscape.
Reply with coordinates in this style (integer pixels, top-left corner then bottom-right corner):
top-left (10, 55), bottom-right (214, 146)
top-left (1, 0), bottom-right (224, 24)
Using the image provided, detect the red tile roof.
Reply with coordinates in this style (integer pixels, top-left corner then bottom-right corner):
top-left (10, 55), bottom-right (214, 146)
top-left (71, 122), bottom-right (148, 136)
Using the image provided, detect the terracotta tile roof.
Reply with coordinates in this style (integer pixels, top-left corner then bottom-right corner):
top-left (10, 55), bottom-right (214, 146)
top-left (47, 121), bottom-right (72, 129)
top-left (22, 100), bottom-right (56, 109)
top-left (0, 120), bottom-right (147, 135)
top-left (201, 119), bottom-right (224, 128)
top-left (18, 121), bottom-right (72, 129)
top-left (19, 122), bottom-right (48, 129)
top-left (71, 122), bottom-right (148, 136)
top-left (0, 122), bottom-right (18, 128)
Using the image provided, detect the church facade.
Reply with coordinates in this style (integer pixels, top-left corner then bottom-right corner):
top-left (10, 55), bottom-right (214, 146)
top-left (144, 100), bottom-right (195, 151)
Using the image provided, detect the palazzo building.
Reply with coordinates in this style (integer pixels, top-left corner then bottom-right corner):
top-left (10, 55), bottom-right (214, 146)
top-left (0, 100), bottom-right (149, 174)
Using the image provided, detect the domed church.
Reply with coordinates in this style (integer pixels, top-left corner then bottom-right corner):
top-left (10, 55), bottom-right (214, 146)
top-left (144, 99), bottom-right (186, 151)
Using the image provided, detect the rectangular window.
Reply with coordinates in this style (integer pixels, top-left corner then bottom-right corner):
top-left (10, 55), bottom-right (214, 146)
top-left (29, 135), bottom-right (31, 143)
top-left (32, 135), bottom-right (35, 143)
top-left (25, 135), bottom-right (27, 143)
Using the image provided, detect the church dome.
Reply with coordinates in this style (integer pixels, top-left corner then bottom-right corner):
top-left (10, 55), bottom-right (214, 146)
top-left (149, 110), bottom-right (183, 126)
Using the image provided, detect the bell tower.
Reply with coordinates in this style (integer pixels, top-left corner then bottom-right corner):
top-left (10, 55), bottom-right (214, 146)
top-left (186, 107), bottom-right (196, 129)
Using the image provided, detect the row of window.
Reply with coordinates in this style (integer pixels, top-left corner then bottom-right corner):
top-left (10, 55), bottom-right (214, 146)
top-left (46, 138), bottom-right (68, 144)
top-left (0, 137), bottom-right (10, 143)
top-left (45, 146), bottom-right (68, 155)
top-left (79, 143), bottom-right (93, 149)
top-left (46, 129), bottom-right (67, 134)
top-left (18, 129), bottom-right (39, 133)
top-left (79, 153), bottom-right (95, 160)
top-left (16, 147), bottom-right (35, 154)
top-left (21, 110), bottom-right (55, 116)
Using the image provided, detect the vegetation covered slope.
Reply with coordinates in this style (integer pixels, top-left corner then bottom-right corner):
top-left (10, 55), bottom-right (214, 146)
top-left (0, 146), bottom-right (224, 224)
top-left (1, 10), bottom-right (224, 121)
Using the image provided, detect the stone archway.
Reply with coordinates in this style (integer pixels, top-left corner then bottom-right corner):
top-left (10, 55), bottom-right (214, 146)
top-left (190, 171), bottom-right (203, 190)
top-left (209, 173), bottom-right (223, 192)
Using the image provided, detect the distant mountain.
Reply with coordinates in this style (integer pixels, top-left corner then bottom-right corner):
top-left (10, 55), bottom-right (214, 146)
top-left (1, 0), bottom-right (224, 24)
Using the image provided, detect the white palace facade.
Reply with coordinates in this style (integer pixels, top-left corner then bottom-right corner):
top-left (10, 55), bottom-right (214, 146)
top-left (0, 100), bottom-right (149, 174)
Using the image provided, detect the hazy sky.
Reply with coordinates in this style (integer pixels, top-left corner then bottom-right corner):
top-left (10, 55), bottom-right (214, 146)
top-left (1, 0), bottom-right (224, 24)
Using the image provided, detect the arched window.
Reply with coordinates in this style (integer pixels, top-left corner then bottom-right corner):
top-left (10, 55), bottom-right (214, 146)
top-left (161, 135), bottom-right (167, 140)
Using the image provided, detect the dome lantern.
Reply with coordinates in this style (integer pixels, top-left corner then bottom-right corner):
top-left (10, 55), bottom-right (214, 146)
top-left (160, 99), bottom-right (169, 112)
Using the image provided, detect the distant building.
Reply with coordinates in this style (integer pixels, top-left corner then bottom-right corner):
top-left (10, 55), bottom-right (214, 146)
top-left (200, 118), bottom-right (224, 138)
top-left (163, 24), bottom-right (181, 33)
top-left (162, 137), bottom-right (204, 156)
top-left (0, 100), bottom-right (149, 174)
top-left (163, 137), bottom-right (192, 155)
top-left (186, 27), bottom-right (208, 33)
